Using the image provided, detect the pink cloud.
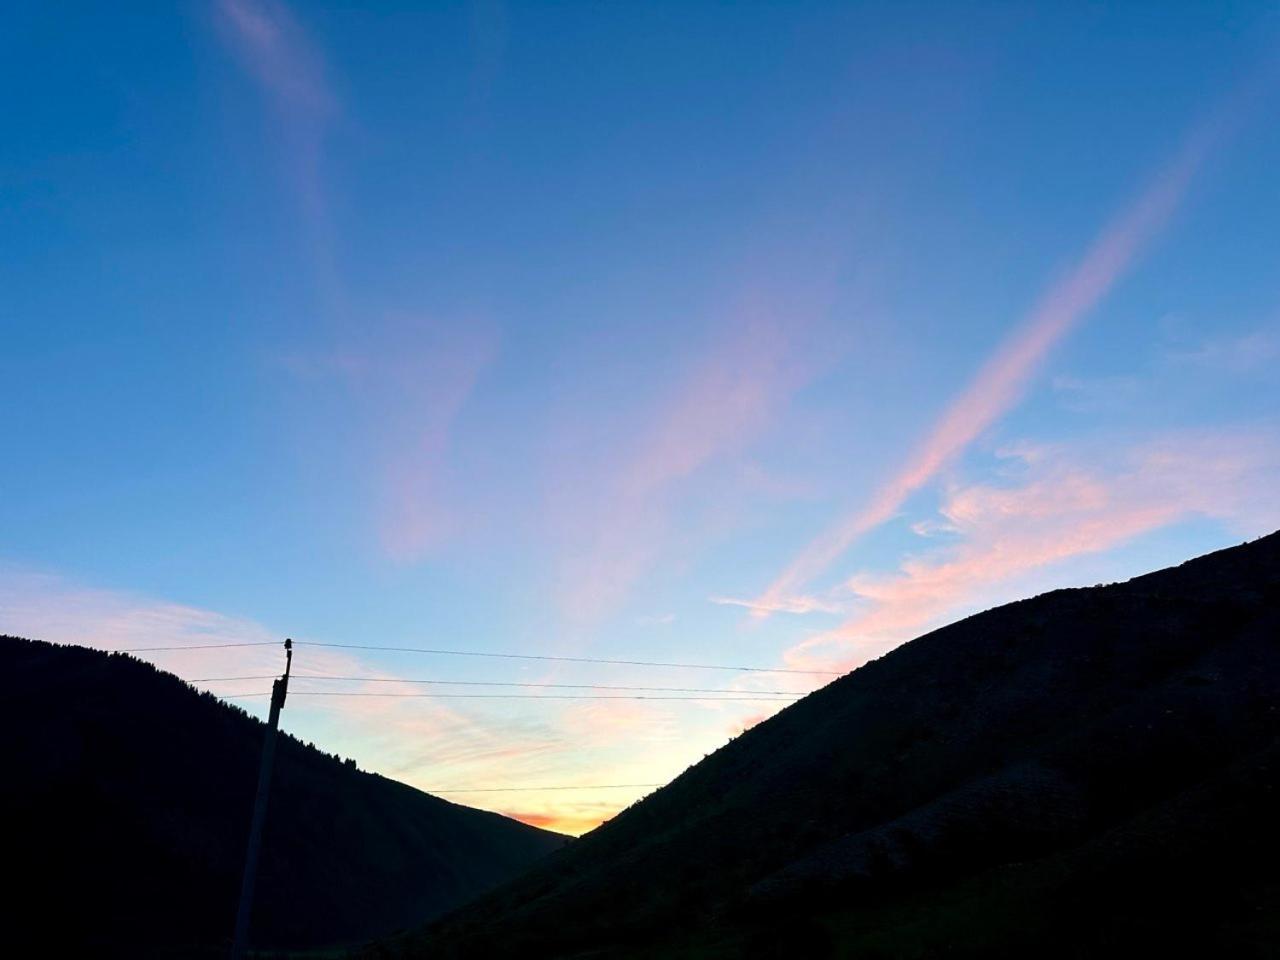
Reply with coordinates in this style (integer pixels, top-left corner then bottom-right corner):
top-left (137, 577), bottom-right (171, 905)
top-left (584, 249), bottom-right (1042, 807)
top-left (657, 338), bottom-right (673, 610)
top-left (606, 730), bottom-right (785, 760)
top-left (0, 566), bottom-right (589, 804)
top-left (279, 317), bottom-right (497, 561)
top-left (709, 593), bottom-right (846, 616)
top-left (216, 0), bottom-right (338, 281)
top-left (1165, 325), bottom-right (1280, 374)
top-left (377, 338), bottom-right (495, 561)
top-left (552, 309), bottom-right (830, 622)
top-left (218, 0), bottom-right (334, 118)
top-left (0, 567), bottom-right (361, 692)
top-left (729, 711), bottom-right (773, 737)
top-left (624, 316), bottom-right (808, 496)
top-left (784, 426), bottom-right (1280, 671)
top-left (0, 567), bottom-right (771, 834)
top-left (753, 110), bottom-right (1225, 618)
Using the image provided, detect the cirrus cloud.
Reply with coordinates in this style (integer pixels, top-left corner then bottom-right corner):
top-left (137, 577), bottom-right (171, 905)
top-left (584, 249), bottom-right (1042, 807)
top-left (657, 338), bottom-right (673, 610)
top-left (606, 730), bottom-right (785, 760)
top-left (753, 101), bottom-right (1232, 618)
top-left (784, 424), bottom-right (1280, 671)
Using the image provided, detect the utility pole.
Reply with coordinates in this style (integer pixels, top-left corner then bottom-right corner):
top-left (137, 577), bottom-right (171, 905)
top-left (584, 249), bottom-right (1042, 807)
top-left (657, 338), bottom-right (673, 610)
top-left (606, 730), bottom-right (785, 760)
top-left (230, 637), bottom-right (292, 960)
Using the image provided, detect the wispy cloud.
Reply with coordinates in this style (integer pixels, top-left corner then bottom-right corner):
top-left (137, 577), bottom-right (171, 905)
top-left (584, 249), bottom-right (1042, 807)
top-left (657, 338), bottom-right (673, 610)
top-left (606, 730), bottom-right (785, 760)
top-left (0, 566), bottom-right (723, 835)
top-left (784, 425), bottom-right (1280, 671)
top-left (1051, 373), bottom-right (1142, 414)
top-left (752, 108), bottom-right (1226, 618)
top-left (377, 338), bottom-right (496, 561)
top-left (218, 0), bottom-right (334, 119)
top-left (215, 0), bottom-right (339, 280)
top-left (709, 594), bottom-right (846, 616)
top-left (279, 316), bottom-right (497, 560)
top-left (552, 309), bottom-right (831, 622)
top-left (636, 612), bottom-right (677, 626)
top-left (0, 566), bottom-right (567, 804)
top-left (0, 565), bottom-right (345, 692)
top-left (1165, 325), bottom-right (1280, 374)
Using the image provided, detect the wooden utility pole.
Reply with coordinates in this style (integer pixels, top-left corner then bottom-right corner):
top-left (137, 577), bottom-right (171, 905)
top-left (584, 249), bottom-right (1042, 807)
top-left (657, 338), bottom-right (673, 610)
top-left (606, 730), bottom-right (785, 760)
top-left (230, 637), bottom-right (292, 960)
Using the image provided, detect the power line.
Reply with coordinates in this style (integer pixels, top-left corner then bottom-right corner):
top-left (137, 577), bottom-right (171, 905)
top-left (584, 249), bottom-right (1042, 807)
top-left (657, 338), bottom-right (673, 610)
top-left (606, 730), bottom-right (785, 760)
top-left (429, 783), bottom-right (663, 794)
top-left (218, 691), bottom-right (800, 702)
top-left (119, 640), bottom-right (838, 676)
top-left (120, 642), bottom-right (279, 652)
top-left (197, 675), bottom-right (300, 681)
top-left (193, 674), bottom-right (810, 696)
top-left (297, 642), bottom-right (837, 675)
top-left (112, 640), bottom-right (793, 825)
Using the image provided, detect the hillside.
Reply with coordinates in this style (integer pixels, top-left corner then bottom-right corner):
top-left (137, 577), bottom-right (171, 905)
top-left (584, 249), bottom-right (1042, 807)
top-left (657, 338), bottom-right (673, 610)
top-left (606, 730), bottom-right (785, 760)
top-left (381, 532), bottom-right (1280, 958)
top-left (0, 637), bottom-right (568, 957)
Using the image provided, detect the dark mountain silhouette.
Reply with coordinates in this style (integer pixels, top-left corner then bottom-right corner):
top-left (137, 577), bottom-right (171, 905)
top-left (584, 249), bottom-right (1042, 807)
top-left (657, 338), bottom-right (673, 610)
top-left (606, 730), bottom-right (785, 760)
top-left (0, 637), bottom-right (568, 958)
top-left (378, 532), bottom-right (1280, 959)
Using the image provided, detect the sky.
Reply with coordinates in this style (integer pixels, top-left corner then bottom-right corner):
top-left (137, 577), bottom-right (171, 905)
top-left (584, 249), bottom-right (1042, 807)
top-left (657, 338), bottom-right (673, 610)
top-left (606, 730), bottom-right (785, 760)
top-left (3, 1), bottom-right (1280, 835)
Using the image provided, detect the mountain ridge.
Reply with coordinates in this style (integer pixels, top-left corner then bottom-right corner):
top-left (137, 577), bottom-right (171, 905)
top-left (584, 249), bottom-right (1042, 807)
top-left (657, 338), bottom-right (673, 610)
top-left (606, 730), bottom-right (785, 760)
top-left (0, 636), bottom-right (569, 957)
top-left (382, 532), bottom-right (1280, 958)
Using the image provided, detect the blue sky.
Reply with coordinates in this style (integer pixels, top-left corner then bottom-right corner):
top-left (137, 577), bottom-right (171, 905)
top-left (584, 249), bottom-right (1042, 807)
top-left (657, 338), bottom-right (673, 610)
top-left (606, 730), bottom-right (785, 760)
top-left (3, 1), bottom-right (1279, 832)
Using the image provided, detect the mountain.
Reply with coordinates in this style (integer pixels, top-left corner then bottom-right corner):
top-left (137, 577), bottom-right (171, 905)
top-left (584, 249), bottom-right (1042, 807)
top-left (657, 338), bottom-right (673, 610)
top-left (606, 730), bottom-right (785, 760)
top-left (0, 637), bottom-right (568, 957)
top-left (378, 532), bottom-right (1280, 959)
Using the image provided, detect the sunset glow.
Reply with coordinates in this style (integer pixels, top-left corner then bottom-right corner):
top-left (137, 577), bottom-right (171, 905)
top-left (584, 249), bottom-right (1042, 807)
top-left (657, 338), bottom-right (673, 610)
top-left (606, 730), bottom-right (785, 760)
top-left (4, 1), bottom-right (1279, 836)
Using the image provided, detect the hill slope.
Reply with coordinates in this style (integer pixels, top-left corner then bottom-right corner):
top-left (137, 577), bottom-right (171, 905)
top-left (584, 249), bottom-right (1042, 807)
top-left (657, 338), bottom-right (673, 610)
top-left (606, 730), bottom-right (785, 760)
top-left (0, 638), bottom-right (568, 957)
top-left (384, 533), bottom-right (1280, 958)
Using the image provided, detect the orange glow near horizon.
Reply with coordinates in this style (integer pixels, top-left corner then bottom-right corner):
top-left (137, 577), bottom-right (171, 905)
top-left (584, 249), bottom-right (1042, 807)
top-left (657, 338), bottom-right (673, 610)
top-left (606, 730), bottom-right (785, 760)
top-left (500, 808), bottom-right (618, 837)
